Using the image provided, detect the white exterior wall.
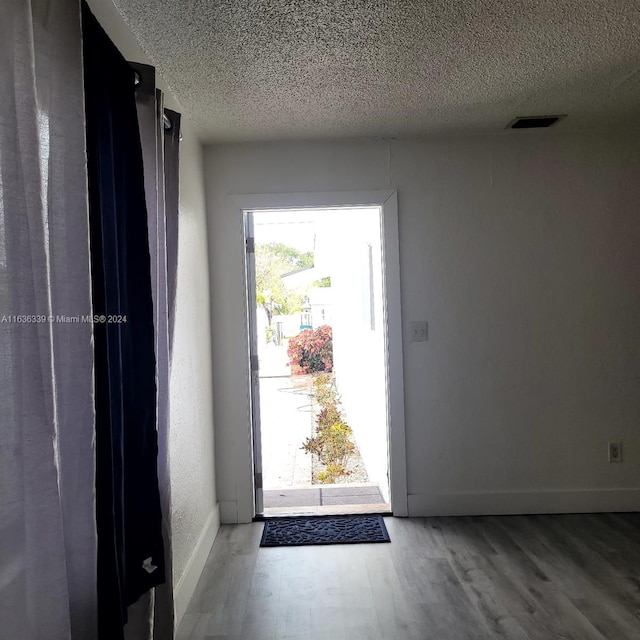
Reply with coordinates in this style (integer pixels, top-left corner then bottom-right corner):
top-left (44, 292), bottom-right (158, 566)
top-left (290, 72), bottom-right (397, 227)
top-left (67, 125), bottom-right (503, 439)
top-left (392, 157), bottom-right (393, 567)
top-left (320, 210), bottom-right (390, 501)
top-left (273, 313), bottom-right (301, 338)
top-left (309, 286), bottom-right (332, 328)
top-left (205, 130), bottom-right (640, 520)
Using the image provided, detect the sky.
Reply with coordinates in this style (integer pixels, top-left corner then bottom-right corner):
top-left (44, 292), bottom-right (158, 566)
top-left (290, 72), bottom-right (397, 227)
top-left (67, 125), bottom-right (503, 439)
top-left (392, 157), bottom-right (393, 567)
top-left (253, 207), bottom-right (381, 253)
top-left (254, 209), bottom-right (317, 252)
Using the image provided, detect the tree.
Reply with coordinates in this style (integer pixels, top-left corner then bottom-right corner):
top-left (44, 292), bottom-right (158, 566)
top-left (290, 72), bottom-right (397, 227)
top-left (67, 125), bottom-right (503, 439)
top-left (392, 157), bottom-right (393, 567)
top-left (313, 276), bottom-right (331, 288)
top-left (255, 243), bottom-right (312, 326)
top-left (264, 242), bottom-right (313, 270)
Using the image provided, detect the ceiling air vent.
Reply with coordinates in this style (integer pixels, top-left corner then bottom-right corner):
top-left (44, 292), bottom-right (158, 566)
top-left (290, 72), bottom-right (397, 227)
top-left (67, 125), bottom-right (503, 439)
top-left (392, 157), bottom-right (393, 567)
top-left (507, 115), bottom-right (566, 129)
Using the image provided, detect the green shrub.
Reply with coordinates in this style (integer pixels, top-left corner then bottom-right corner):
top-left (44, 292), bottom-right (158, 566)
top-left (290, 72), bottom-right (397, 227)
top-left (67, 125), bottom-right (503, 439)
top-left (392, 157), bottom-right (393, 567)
top-left (313, 373), bottom-right (338, 408)
top-left (317, 465), bottom-right (348, 484)
top-left (301, 374), bottom-right (355, 483)
top-left (265, 325), bottom-right (276, 344)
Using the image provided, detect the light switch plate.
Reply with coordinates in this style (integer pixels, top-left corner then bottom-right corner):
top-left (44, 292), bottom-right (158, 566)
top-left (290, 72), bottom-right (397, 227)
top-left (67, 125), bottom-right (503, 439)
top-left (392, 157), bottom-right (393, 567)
top-left (410, 321), bottom-right (428, 342)
top-left (608, 441), bottom-right (622, 463)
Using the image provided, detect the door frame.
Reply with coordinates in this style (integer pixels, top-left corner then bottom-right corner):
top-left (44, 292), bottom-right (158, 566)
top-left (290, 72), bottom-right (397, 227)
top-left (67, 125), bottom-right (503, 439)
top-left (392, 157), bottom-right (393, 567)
top-left (236, 190), bottom-right (408, 518)
top-left (243, 210), bottom-right (264, 515)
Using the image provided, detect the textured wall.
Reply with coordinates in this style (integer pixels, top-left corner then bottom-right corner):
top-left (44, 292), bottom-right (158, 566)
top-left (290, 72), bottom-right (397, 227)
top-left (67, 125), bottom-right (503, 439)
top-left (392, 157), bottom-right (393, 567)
top-left (168, 124), bottom-right (216, 581)
top-left (205, 129), bottom-right (640, 519)
top-left (86, 0), bottom-right (217, 589)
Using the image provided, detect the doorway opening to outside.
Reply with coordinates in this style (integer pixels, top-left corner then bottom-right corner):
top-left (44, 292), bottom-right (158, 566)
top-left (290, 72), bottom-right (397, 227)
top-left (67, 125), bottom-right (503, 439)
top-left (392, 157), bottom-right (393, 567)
top-left (245, 207), bottom-right (392, 516)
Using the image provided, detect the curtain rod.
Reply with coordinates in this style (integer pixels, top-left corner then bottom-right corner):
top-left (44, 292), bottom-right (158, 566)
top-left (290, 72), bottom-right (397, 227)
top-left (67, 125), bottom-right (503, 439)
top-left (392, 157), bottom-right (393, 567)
top-left (132, 65), bottom-right (180, 137)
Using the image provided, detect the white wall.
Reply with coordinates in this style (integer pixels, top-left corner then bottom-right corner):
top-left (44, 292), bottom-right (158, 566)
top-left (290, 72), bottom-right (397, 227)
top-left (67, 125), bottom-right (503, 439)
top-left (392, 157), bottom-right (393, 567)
top-left (321, 209), bottom-right (390, 501)
top-left (86, 1), bottom-right (218, 624)
top-left (168, 124), bottom-right (218, 615)
top-left (205, 130), bottom-right (640, 519)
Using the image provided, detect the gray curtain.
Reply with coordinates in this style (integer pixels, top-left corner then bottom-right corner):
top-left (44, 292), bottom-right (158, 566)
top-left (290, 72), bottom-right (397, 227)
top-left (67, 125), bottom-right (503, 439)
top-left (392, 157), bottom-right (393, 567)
top-left (126, 63), bottom-right (181, 640)
top-left (0, 1), bottom-right (97, 639)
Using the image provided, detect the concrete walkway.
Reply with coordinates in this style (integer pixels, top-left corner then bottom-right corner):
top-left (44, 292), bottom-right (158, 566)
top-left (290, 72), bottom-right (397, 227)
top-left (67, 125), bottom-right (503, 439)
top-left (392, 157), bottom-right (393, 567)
top-left (259, 374), bottom-right (314, 489)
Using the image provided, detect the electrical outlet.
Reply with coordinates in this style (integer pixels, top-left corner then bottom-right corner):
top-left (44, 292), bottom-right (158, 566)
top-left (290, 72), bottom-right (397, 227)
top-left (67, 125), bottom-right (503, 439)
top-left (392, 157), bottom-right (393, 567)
top-left (410, 321), bottom-right (428, 342)
top-left (608, 442), bottom-right (622, 463)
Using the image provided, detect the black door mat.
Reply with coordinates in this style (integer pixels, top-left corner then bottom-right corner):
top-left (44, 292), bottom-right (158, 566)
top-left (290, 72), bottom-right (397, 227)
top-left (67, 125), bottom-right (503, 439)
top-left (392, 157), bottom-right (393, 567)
top-left (260, 515), bottom-right (390, 547)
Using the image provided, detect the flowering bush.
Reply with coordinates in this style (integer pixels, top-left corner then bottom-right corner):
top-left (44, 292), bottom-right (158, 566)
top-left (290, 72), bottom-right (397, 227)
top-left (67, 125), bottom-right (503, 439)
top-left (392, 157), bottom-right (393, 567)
top-left (287, 325), bottom-right (333, 374)
top-left (301, 374), bottom-right (355, 483)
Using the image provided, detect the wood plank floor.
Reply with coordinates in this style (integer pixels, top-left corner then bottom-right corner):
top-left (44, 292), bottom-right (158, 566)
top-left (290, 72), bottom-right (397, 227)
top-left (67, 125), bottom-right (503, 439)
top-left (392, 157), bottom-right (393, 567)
top-left (177, 513), bottom-right (640, 640)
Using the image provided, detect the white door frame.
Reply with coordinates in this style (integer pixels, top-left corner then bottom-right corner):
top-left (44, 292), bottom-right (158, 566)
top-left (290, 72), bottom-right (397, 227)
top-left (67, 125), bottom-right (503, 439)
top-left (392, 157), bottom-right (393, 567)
top-left (243, 210), bottom-right (264, 515)
top-left (236, 190), bottom-right (408, 517)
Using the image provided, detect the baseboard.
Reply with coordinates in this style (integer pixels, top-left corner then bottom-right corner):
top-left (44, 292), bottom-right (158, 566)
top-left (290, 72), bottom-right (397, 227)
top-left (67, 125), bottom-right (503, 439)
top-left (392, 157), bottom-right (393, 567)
top-left (407, 488), bottom-right (640, 517)
top-left (173, 504), bottom-right (220, 629)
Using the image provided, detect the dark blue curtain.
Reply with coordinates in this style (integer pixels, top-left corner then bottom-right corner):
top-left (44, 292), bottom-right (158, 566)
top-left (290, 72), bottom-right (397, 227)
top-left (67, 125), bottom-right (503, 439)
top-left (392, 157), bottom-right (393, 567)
top-left (82, 4), bottom-right (165, 638)
top-left (164, 108), bottom-right (181, 354)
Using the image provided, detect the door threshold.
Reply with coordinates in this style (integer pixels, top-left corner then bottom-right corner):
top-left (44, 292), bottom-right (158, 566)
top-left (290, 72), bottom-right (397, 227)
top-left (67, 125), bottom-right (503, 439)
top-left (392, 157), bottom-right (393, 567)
top-left (255, 510), bottom-right (393, 521)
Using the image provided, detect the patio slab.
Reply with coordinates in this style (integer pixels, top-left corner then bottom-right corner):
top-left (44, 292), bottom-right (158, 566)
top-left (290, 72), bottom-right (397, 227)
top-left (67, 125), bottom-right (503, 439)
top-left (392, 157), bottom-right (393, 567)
top-left (319, 485), bottom-right (383, 497)
top-left (264, 483), bottom-right (387, 510)
top-left (264, 488), bottom-right (321, 508)
top-left (320, 494), bottom-right (384, 505)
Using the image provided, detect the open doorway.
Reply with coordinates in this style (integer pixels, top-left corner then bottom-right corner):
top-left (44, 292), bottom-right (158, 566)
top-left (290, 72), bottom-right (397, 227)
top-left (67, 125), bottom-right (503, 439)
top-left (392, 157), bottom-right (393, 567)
top-left (245, 207), bottom-right (392, 516)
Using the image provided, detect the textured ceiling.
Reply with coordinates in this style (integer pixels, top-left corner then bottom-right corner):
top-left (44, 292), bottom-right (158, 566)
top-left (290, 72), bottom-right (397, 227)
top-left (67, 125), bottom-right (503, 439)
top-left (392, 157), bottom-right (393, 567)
top-left (113, 0), bottom-right (640, 142)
